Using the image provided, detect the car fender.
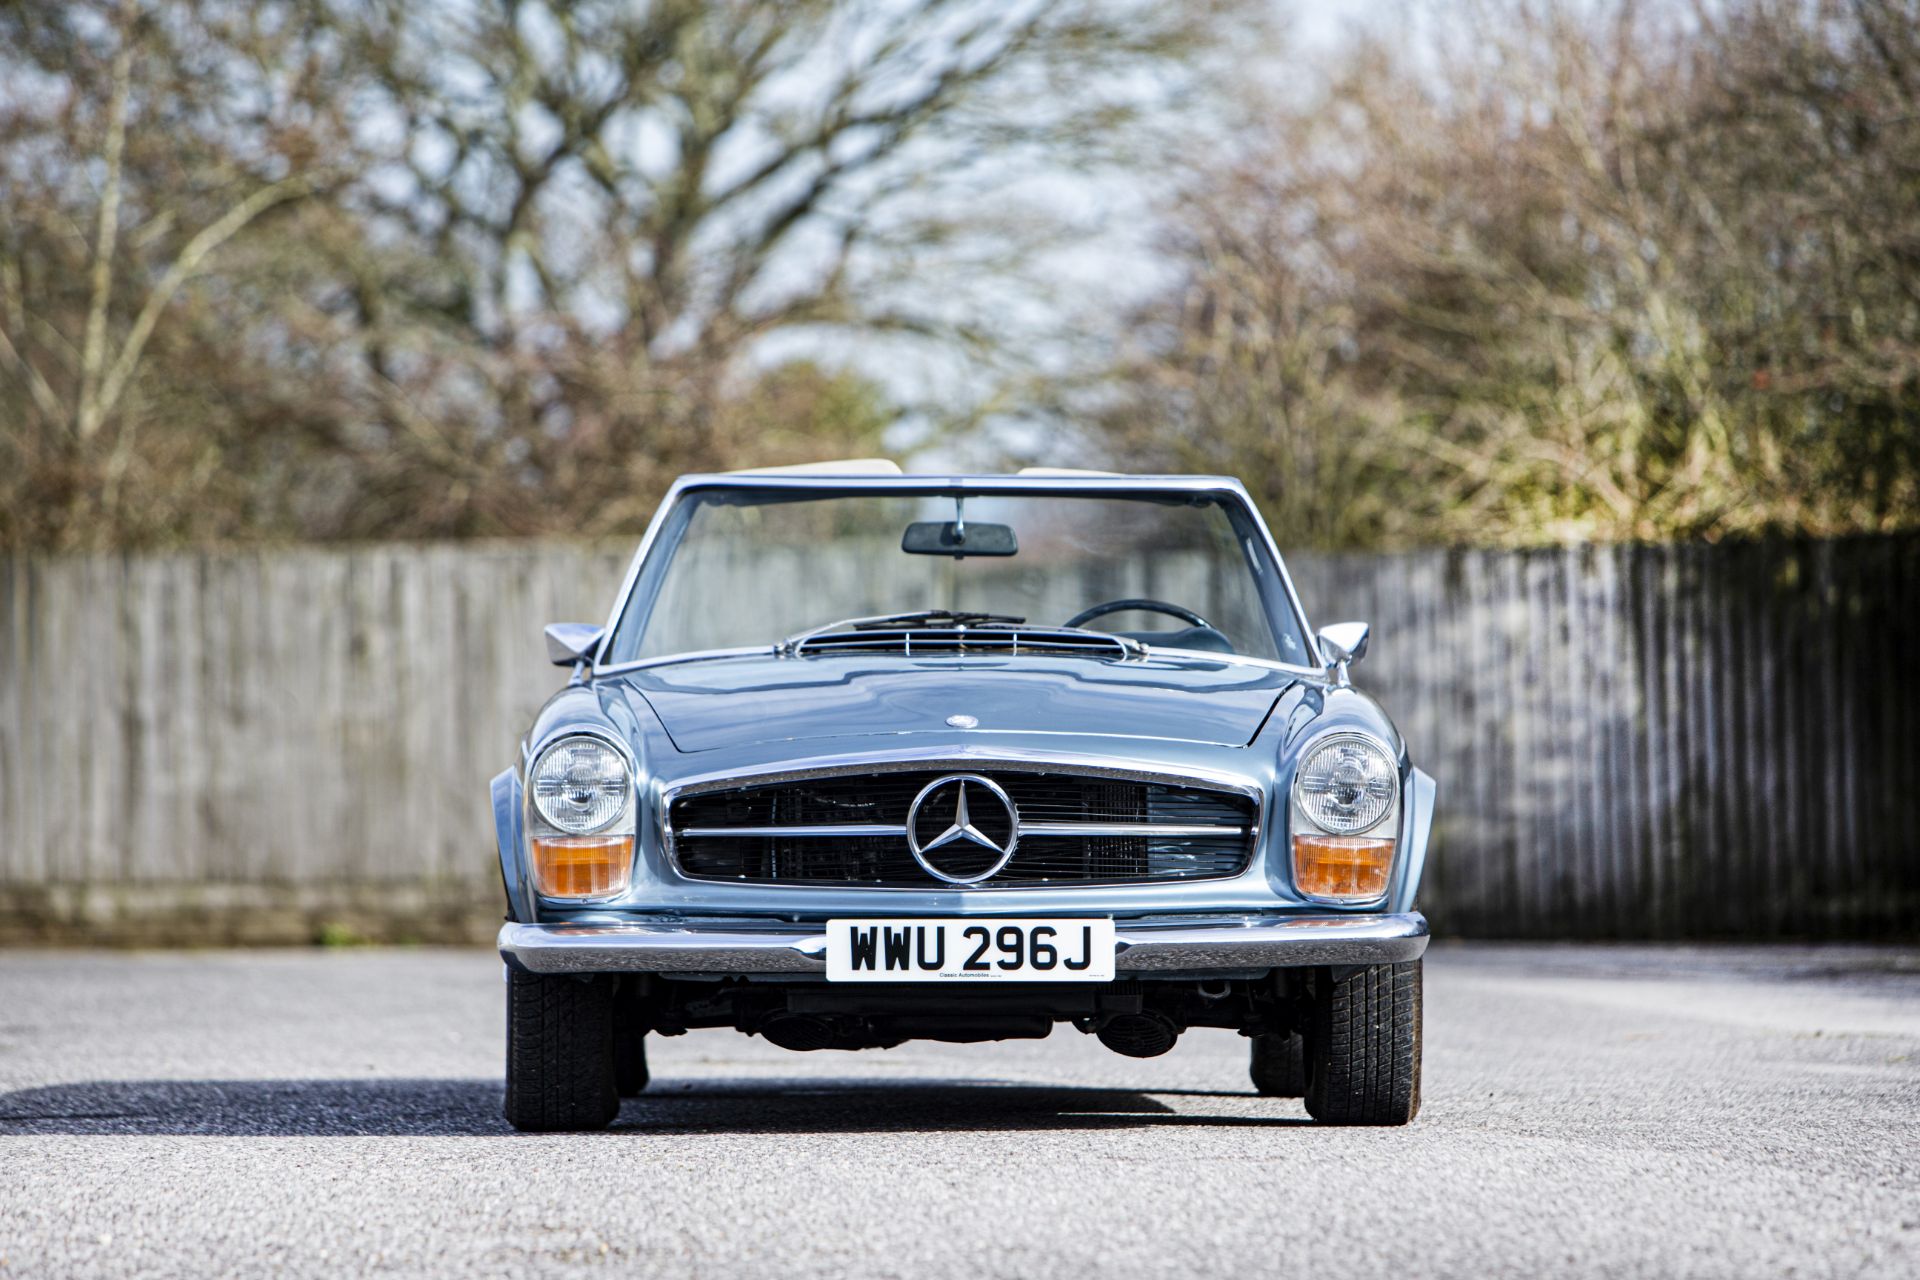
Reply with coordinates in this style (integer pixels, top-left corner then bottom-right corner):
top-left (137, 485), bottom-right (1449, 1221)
top-left (1392, 767), bottom-right (1437, 914)
top-left (493, 768), bottom-right (534, 923)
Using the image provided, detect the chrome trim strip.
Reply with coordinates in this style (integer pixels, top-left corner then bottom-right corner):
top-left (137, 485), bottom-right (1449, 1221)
top-left (1115, 912), bottom-right (1428, 970)
top-left (676, 822), bottom-right (1247, 840)
top-left (593, 475), bottom-right (696, 669)
top-left (498, 912), bottom-right (1430, 975)
top-left (681, 824), bottom-right (909, 839)
top-left (594, 645), bottom-right (777, 679)
top-left (662, 748), bottom-right (1267, 803)
top-left (1231, 479), bottom-right (1324, 669)
top-left (1020, 823), bottom-right (1247, 838)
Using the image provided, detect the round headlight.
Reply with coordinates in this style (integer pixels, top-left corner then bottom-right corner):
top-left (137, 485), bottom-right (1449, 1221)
top-left (531, 736), bottom-right (630, 834)
top-left (1294, 733), bottom-right (1396, 834)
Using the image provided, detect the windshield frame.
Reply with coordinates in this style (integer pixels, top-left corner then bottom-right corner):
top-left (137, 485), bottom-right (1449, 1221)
top-left (592, 475), bottom-right (1325, 676)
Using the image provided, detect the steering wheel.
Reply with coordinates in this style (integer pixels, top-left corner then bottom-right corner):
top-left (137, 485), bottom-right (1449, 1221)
top-left (1065, 598), bottom-right (1214, 630)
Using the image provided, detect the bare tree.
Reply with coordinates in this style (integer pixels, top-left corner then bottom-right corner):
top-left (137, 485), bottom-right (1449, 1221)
top-left (0, 0), bottom-right (1240, 548)
top-left (1095, 0), bottom-right (1920, 547)
top-left (0, 0), bottom-right (349, 545)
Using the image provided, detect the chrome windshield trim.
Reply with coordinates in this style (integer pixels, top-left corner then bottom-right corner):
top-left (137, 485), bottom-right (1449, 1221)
top-left (1239, 491), bottom-right (1324, 669)
top-left (593, 474), bottom-right (1318, 675)
top-left (593, 645), bottom-right (776, 678)
top-left (592, 475), bottom-right (698, 670)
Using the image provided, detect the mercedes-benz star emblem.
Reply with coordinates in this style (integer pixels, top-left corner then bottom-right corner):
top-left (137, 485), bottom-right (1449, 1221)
top-left (906, 773), bottom-right (1019, 885)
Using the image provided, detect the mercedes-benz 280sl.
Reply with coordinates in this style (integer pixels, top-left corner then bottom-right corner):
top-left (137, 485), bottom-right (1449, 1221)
top-left (494, 464), bottom-right (1434, 1129)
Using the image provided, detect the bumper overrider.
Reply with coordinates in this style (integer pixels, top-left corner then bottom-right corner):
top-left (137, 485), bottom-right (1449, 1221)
top-left (498, 912), bottom-right (1428, 976)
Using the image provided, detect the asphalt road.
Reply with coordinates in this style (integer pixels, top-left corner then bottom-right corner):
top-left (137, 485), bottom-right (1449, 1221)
top-left (2, 944), bottom-right (1916, 1279)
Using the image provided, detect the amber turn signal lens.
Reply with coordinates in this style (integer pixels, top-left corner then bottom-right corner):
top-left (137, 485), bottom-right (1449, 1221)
top-left (530, 835), bottom-right (634, 898)
top-left (1292, 834), bottom-right (1393, 900)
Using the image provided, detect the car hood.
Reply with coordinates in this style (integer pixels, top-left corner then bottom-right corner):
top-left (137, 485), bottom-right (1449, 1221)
top-left (621, 653), bottom-right (1296, 753)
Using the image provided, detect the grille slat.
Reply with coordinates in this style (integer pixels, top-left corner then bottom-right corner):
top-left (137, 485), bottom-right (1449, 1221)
top-left (670, 769), bottom-right (1257, 888)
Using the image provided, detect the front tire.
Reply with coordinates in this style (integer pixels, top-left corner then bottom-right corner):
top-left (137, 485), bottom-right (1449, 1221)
top-left (1303, 960), bottom-right (1422, 1126)
top-left (504, 970), bottom-right (619, 1132)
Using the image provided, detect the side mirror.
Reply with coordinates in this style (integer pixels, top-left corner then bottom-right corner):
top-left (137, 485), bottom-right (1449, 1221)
top-left (1317, 621), bottom-right (1371, 686)
top-left (544, 622), bottom-right (605, 668)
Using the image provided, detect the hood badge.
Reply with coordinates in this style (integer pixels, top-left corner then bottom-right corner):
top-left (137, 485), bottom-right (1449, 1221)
top-left (945, 713), bottom-right (979, 728)
top-left (906, 774), bottom-right (1018, 885)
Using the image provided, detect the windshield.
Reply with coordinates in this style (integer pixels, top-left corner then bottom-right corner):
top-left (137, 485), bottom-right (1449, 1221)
top-left (605, 488), bottom-right (1312, 665)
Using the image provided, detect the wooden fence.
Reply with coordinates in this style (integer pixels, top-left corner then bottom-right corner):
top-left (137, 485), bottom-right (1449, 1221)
top-left (1287, 538), bottom-right (1920, 940)
top-left (2, 535), bottom-right (1916, 943)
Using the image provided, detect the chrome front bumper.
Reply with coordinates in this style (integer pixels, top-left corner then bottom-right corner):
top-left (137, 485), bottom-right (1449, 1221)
top-left (498, 912), bottom-right (1428, 976)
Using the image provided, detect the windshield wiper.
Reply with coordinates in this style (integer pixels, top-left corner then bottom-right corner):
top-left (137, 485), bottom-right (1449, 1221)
top-left (779, 610), bottom-right (1147, 658)
top-left (779, 609), bottom-right (1026, 654)
top-left (849, 609), bottom-right (1026, 630)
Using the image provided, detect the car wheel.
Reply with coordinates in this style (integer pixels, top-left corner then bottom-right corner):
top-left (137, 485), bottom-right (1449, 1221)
top-left (1249, 1030), bottom-right (1307, 1097)
top-left (1303, 960), bottom-right (1422, 1126)
top-left (504, 970), bottom-right (619, 1132)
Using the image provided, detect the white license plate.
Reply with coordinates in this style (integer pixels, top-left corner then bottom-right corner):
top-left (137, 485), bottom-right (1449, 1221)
top-left (824, 918), bottom-right (1116, 982)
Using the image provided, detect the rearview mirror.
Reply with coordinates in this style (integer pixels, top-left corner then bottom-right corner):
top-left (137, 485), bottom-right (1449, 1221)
top-left (901, 521), bottom-right (1018, 557)
top-left (544, 622), bottom-right (605, 667)
top-left (1317, 621), bottom-right (1371, 686)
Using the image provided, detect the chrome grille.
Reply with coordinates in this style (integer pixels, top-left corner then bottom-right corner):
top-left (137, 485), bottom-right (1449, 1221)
top-left (667, 768), bottom-right (1257, 888)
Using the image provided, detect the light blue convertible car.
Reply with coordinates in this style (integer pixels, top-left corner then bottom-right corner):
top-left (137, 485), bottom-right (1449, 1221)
top-left (494, 465), bottom-right (1435, 1129)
